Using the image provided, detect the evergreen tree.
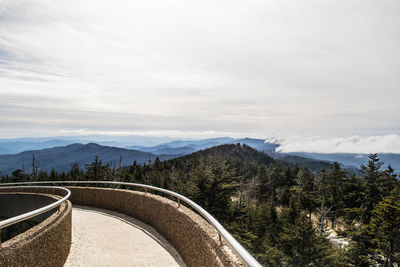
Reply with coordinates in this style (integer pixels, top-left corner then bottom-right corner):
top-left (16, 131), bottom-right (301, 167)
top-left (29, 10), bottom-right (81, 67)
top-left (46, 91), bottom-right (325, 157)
top-left (85, 155), bottom-right (111, 181)
top-left (369, 190), bottom-right (400, 266)
top-left (360, 153), bottom-right (384, 224)
top-left (326, 162), bottom-right (346, 228)
top-left (278, 210), bottom-right (326, 266)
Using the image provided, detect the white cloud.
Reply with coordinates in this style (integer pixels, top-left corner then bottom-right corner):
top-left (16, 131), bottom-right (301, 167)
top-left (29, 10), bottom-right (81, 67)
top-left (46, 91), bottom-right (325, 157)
top-left (0, 0), bottom-right (399, 137)
top-left (275, 134), bottom-right (400, 153)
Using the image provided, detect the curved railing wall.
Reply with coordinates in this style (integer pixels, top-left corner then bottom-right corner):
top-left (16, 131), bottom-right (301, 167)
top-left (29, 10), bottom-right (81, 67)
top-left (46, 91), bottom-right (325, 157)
top-left (1, 181), bottom-right (261, 267)
top-left (0, 187), bottom-right (72, 267)
top-left (0, 186), bottom-right (71, 232)
top-left (0, 193), bottom-right (62, 227)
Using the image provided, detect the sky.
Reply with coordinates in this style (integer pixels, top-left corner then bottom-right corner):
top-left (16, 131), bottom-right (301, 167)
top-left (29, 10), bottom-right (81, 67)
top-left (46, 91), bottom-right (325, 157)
top-left (0, 0), bottom-right (399, 152)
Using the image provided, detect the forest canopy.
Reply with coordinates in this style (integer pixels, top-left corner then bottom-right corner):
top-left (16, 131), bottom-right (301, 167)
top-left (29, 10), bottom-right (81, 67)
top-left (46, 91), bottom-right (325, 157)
top-left (1, 144), bottom-right (399, 266)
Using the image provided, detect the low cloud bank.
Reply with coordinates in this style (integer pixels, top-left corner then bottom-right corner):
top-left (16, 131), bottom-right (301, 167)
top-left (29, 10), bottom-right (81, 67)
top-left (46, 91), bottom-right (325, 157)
top-left (267, 134), bottom-right (400, 154)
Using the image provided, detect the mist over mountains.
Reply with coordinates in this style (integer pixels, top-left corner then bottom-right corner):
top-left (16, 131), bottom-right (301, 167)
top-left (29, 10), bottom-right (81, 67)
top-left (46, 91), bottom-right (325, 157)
top-left (0, 136), bottom-right (399, 175)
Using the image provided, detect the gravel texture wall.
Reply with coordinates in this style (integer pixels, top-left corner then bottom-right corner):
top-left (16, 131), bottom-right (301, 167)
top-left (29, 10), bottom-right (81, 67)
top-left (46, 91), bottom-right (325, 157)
top-left (67, 186), bottom-right (244, 267)
top-left (0, 189), bottom-right (72, 267)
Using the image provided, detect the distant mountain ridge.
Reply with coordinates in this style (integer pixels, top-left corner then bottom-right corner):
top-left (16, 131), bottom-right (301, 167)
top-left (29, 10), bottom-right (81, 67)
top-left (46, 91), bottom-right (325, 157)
top-left (0, 135), bottom-right (177, 155)
top-left (0, 141), bottom-right (331, 175)
top-left (0, 143), bottom-right (177, 175)
top-left (289, 152), bottom-right (400, 173)
top-left (0, 136), bottom-right (398, 175)
top-left (0, 139), bottom-right (81, 155)
top-left (126, 137), bottom-right (279, 155)
top-left (128, 138), bottom-right (400, 172)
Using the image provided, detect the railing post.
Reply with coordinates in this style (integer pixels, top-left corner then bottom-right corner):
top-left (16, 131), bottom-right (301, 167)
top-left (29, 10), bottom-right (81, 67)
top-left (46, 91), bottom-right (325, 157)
top-left (0, 229), bottom-right (2, 247)
top-left (177, 198), bottom-right (180, 208)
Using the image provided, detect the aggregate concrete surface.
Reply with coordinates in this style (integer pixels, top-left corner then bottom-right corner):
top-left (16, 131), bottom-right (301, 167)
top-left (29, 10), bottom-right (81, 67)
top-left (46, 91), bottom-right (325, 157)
top-left (64, 205), bottom-right (185, 267)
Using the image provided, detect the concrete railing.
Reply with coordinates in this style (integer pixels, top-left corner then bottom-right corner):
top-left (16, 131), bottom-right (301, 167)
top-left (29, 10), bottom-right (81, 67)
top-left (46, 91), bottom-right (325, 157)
top-left (0, 187), bottom-right (72, 267)
top-left (0, 181), bottom-right (261, 267)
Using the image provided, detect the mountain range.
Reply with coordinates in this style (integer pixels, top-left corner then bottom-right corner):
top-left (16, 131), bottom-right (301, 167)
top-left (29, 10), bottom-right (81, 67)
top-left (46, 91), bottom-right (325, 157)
top-left (0, 135), bottom-right (175, 155)
top-left (0, 143), bottom-right (176, 175)
top-left (0, 136), bottom-right (399, 175)
top-left (126, 137), bottom-right (399, 172)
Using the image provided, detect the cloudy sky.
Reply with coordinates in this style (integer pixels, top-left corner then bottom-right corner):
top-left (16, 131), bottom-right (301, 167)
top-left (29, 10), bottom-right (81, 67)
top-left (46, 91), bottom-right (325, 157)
top-left (0, 0), bottom-right (399, 152)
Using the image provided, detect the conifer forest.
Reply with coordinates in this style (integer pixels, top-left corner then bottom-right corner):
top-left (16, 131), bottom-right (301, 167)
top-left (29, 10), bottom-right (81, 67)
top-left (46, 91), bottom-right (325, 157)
top-left (2, 144), bottom-right (399, 266)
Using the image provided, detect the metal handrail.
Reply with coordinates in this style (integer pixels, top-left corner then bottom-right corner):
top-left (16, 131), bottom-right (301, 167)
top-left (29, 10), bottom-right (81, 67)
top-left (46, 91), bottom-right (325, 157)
top-left (0, 186), bottom-right (71, 245)
top-left (0, 181), bottom-right (261, 267)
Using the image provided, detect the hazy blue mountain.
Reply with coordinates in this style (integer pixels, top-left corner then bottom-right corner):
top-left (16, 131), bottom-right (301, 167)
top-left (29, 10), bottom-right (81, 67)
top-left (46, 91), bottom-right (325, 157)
top-left (0, 136), bottom-right (274, 156)
top-left (290, 152), bottom-right (400, 172)
top-left (163, 137), bottom-right (236, 149)
top-left (0, 143), bottom-right (178, 175)
top-left (126, 137), bottom-right (279, 155)
top-left (127, 144), bottom-right (197, 155)
top-left (126, 137), bottom-right (235, 155)
top-left (0, 135), bottom-right (180, 155)
top-left (1, 135), bottom-right (398, 174)
top-left (0, 135), bottom-right (175, 146)
top-left (0, 139), bottom-right (81, 155)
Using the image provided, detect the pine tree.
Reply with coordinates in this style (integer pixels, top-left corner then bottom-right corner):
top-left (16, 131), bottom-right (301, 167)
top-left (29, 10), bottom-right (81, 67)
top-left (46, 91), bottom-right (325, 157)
top-left (324, 162), bottom-right (346, 229)
top-left (369, 190), bottom-right (400, 266)
top-left (360, 153), bottom-right (384, 224)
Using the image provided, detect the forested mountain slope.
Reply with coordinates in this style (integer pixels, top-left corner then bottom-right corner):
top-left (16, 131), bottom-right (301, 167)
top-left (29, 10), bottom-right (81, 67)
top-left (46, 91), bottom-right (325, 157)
top-left (125, 146), bottom-right (400, 266)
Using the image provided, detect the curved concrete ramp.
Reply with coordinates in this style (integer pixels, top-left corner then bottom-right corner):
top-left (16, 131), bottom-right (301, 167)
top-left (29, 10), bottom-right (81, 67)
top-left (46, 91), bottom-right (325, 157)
top-left (64, 205), bottom-right (185, 267)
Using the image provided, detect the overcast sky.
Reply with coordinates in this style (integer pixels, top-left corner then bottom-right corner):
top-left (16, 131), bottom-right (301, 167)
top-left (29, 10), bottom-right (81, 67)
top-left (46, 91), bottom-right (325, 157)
top-left (0, 0), bottom-right (399, 152)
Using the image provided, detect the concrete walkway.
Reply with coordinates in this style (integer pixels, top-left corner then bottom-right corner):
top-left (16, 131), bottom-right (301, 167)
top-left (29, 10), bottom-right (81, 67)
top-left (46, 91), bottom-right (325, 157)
top-left (64, 205), bottom-right (185, 267)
